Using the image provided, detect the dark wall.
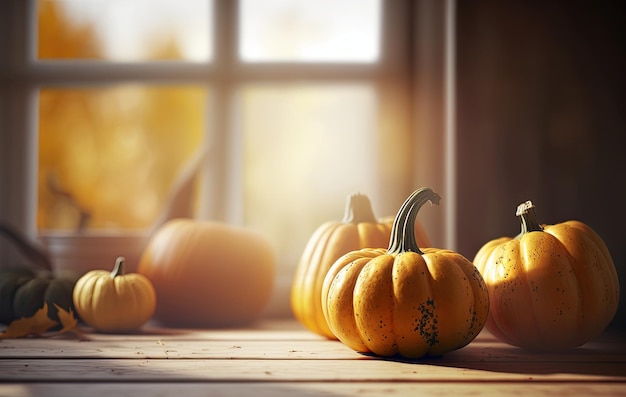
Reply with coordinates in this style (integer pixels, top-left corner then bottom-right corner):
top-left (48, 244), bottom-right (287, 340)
top-left (456, 1), bottom-right (626, 328)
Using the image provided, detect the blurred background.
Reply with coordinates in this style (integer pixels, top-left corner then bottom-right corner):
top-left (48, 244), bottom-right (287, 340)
top-left (1, 0), bottom-right (624, 327)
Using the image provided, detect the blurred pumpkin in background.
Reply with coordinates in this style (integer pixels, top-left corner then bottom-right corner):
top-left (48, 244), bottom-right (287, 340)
top-left (291, 192), bottom-right (431, 339)
top-left (473, 200), bottom-right (620, 350)
top-left (137, 219), bottom-right (275, 327)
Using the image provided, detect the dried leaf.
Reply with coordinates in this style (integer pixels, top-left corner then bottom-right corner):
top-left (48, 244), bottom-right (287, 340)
top-left (0, 303), bottom-right (58, 339)
top-left (53, 304), bottom-right (89, 340)
top-left (54, 304), bottom-right (78, 333)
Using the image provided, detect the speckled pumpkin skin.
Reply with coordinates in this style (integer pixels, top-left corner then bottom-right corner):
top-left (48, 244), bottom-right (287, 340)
top-left (321, 247), bottom-right (490, 358)
top-left (474, 220), bottom-right (620, 351)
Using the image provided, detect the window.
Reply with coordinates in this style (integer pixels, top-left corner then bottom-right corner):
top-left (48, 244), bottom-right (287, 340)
top-left (0, 0), bottom-right (454, 317)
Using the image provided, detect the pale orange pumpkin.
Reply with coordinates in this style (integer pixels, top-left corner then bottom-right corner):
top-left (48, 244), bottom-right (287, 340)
top-left (290, 193), bottom-right (431, 339)
top-left (474, 201), bottom-right (620, 350)
top-left (73, 257), bottom-right (156, 332)
top-left (137, 219), bottom-right (275, 327)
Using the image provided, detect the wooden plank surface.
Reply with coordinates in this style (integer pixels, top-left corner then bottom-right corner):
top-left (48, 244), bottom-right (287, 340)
top-left (1, 358), bottom-right (625, 382)
top-left (2, 382), bottom-right (626, 397)
top-left (1, 336), bottom-right (623, 362)
top-left (0, 319), bottom-right (625, 397)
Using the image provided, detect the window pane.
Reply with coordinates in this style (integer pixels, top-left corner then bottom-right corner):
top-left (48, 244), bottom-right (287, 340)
top-left (240, 83), bottom-right (379, 271)
top-left (38, 86), bottom-right (207, 231)
top-left (37, 0), bottom-right (213, 61)
top-left (239, 0), bottom-right (381, 63)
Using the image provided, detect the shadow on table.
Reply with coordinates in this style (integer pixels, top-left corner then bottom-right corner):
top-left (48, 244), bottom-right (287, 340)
top-left (363, 329), bottom-right (626, 378)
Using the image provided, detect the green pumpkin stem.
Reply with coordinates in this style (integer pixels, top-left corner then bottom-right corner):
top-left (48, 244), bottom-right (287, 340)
top-left (387, 188), bottom-right (440, 255)
top-left (110, 257), bottom-right (126, 278)
top-left (342, 193), bottom-right (377, 223)
top-left (516, 201), bottom-right (544, 234)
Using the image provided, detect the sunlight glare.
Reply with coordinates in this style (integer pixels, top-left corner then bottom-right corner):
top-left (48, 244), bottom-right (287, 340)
top-left (239, 0), bottom-right (381, 62)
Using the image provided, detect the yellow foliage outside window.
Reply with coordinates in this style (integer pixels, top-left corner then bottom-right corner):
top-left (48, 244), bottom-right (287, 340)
top-left (37, 1), bottom-right (206, 231)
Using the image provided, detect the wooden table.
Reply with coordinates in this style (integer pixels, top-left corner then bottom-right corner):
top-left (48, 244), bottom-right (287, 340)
top-left (1, 319), bottom-right (625, 396)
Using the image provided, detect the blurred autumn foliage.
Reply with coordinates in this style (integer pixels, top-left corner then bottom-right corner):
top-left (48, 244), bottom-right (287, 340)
top-left (37, 1), bottom-right (206, 231)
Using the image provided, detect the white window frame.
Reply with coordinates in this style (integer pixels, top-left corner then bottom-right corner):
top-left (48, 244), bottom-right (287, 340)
top-left (0, 0), bottom-right (455, 316)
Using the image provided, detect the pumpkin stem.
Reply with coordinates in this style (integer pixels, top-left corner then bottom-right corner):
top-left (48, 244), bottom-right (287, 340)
top-left (387, 188), bottom-right (440, 255)
top-left (342, 193), bottom-right (378, 224)
top-left (516, 200), bottom-right (544, 234)
top-left (110, 257), bottom-right (126, 278)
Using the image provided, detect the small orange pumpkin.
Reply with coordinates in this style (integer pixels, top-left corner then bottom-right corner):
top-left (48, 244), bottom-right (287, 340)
top-left (473, 200), bottom-right (620, 350)
top-left (290, 193), bottom-right (430, 338)
top-left (73, 257), bottom-right (156, 332)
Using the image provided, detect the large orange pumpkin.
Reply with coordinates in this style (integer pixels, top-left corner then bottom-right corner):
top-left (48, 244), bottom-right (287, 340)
top-left (290, 193), bottom-right (430, 338)
top-left (473, 200), bottom-right (620, 350)
top-left (321, 188), bottom-right (489, 358)
top-left (137, 219), bottom-right (275, 327)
